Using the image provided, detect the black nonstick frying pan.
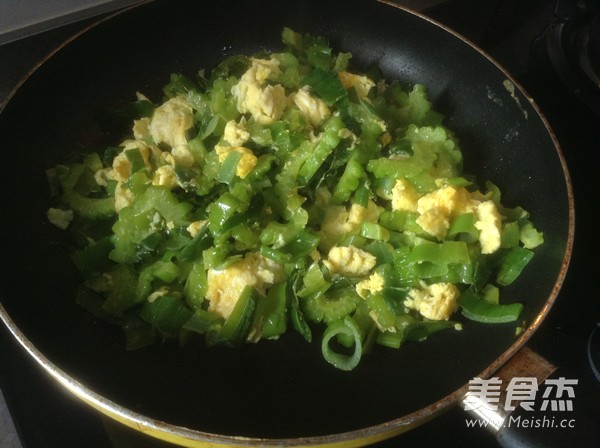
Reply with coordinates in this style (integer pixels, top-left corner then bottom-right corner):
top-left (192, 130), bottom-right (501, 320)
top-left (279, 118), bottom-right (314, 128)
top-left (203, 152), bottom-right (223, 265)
top-left (0, 0), bottom-right (574, 446)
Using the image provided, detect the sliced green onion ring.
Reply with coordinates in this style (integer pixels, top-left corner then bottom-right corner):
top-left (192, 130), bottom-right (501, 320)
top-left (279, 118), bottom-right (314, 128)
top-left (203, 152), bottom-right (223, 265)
top-left (321, 316), bottom-right (363, 371)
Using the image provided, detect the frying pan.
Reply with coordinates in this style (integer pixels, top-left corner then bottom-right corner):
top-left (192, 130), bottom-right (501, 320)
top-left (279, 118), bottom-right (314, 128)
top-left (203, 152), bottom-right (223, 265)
top-left (0, 0), bottom-right (574, 446)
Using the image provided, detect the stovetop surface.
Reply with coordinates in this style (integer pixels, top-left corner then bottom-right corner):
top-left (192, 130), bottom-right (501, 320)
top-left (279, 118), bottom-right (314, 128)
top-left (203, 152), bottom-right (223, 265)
top-left (0, 1), bottom-right (598, 447)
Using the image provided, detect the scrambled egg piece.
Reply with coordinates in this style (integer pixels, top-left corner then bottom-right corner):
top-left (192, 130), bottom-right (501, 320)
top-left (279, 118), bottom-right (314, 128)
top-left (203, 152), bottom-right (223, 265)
top-left (405, 282), bottom-right (460, 321)
top-left (248, 57), bottom-right (281, 82)
top-left (186, 220), bottom-right (207, 238)
top-left (411, 185), bottom-right (503, 253)
top-left (338, 71), bottom-right (375, 99)
top-left (133, 117), bottom-right (151, 140)
top-left (347, 200), bottom-right (381, 231)
top-left (231, 58), bottom-right (287, 124)
top-left (291, 86), bottom-right (331, 127)
top-left (149, 96), bottom-right (194, 147)
top-left (320, 200), bottom-right (381, 249)
top-left (97, 139), bottom-right (161, 192)
top-left (206, 253), bottom-right (283, 319)
top-left (356, 272), bottom-right (385, 299)
top-left (47, 208), bottom-right (74, 229)
top-left (475, 200), bottom-right (502, 254)
top-left (152, 165), bottom-right (178, 189)
top-left (416, 185), bottom-right (477, 239)
top-left (416, 208), bottom-right (449, 240)
top-left (110, 140), bottom-right (156, 183)
top-left (391, 178), bottom-right (419, 212)
top-left (114, 181), bottom-right (134, 212)
top-left (215, 145), bottom-right (258, 179)
top-left (170, 145), bottom-right (195, 167)
top-left (323, 245), bottom-right (377, 277)
top-left (417, 185), bottom-right (476, 218)
top-left (223, 118), bottom-right (250, 146)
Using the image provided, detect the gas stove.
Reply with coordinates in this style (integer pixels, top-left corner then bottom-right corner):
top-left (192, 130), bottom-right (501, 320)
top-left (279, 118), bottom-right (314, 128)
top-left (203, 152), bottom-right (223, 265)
top-left (0, 1), bottom-right (598, 447)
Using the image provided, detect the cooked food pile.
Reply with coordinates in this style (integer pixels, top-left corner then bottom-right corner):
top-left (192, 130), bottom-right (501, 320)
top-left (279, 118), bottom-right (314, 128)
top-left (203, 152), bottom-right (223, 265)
top-left (46, 28), bottom-right (543, 370)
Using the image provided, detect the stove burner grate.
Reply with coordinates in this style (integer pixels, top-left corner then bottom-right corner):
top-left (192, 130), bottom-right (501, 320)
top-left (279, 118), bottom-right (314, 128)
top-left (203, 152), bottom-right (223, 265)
top-left (544, 0), bottom-right (600, 112)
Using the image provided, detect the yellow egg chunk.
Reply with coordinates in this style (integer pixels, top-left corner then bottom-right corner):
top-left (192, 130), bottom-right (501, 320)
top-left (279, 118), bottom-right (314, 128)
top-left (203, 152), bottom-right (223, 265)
top-left (170, 144), bottom-right (195, 167)
top-left (346, 200), bottom-right (381, 232)
top-left (248, 57), bottom-right (282, 82)
top-left (475, 200), bottom-right (502, 254)
top-left (206, 253), bottom-right (283, 319)
top-left (132, 117), bottom-right (151, 140)
top-left (416, 185), bottom-right (478, 239)
top-left (114, 182), bottom-right (134, 212)
top-left (291, 86), bottom-right (331, 127)
top-left (152, 165), bottom-right (178, 189)
top-left (109, 140), bottom-right (155, 183)
top-left (323, 245), bottom-right (377, 277)
top-left (416, 207), bottom-right (450, 240)
top-left (356, 272), bottom-right (385, 299)
top-left (215, 145), bottom-right (258, 179)
top-left (186, 220), bottom-right (207, 238)
top-left (149, 96), bottom-right (194, 148)
top-left (231, 58), bottom-right (287, 124)
top-left (251, 85), bottom-right (287, 124)
top-left (223, 119), bottom-right (250, 146)
top-left (405, 282), bottom-right (460, 321)
top-left (417, 185), bottom-right (476, 217)
top-left (338, 71), bottom-right (375, 99)
top-left (391, 178), bottom-right (419, 212)
top-left (319, 200), bottom-right (381, 250)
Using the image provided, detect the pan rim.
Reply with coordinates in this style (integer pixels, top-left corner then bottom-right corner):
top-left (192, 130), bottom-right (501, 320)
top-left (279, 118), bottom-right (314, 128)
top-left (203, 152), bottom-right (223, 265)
top-left (0, 0), bottom-right (576, 446)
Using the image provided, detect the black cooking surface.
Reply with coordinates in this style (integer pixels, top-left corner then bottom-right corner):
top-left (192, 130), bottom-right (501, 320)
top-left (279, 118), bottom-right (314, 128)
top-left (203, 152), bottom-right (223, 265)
top-left (0, 1), bottom-right (598, 447)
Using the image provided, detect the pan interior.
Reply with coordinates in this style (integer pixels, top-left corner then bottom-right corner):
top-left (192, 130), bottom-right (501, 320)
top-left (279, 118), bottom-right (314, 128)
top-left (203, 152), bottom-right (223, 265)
top-left (0, 0), bottom-right (571, 439)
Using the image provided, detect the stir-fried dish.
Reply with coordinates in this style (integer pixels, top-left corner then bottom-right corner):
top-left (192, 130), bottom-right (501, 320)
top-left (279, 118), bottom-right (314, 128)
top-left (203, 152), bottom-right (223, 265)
top-left (46, 28), bottom-right (543, 370)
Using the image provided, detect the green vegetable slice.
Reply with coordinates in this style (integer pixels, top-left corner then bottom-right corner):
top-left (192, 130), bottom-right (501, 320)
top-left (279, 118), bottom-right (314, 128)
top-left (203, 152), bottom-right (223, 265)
top-left (321, 316), bottom-right (363, 371)
top-left (459, 289), bottom-right (524, 323)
